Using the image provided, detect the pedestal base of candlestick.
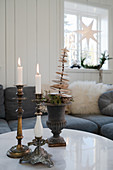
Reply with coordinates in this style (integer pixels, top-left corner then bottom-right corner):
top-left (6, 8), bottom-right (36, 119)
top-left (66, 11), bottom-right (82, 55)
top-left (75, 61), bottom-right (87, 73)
top-left (20, 147), bottom-right (53, 168)
top-left (7, 145), bottom-right (31, 158)
top-left (19, 137), bottom-right (54, 168)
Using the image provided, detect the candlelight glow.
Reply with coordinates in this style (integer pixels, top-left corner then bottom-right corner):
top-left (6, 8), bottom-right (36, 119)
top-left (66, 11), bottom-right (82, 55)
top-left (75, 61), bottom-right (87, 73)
top-left (36, 64), bottom-right (39, 74)
top-left (18, 58), bottom-right (21, 67)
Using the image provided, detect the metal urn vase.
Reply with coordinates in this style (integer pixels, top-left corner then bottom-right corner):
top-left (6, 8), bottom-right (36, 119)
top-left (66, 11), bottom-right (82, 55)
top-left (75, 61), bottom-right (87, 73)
top-left (44, 48), bottom-right (72, 147)
top-left (46, 103), bottom-right (66, 147)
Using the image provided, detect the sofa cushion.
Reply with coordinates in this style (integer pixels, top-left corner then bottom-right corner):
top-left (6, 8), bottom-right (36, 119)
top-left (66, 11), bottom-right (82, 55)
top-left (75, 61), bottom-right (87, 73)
top-left (69, 81), bottom-right (112, 115)
top-left (65, 115), bottom-right (98, 133)
top-left (100, 123), bottom-right (113, 140)
top-left (8, 114), bottom-right (98, 134)
top-left (74, 114), bottom-right (113, 129)
top-left (0, 119), bottom-right (11, 134)
top-left (0, 85), bottom-right (5, 118)
top-left (98, 91), bottom-right (113, 116)
top-left (8, 115), bottom-right (48, 131)
top-left (5, 86), bottom-right (36, 121)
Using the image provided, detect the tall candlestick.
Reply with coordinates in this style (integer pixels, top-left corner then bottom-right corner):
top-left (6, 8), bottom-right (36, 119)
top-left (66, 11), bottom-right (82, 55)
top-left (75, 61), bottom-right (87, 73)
top-left (35, 64), bottom-right (41, 94)
top-left (17, 58), bottom-right (23, 85)
top-left (34, 115), bottom-right (43, 138)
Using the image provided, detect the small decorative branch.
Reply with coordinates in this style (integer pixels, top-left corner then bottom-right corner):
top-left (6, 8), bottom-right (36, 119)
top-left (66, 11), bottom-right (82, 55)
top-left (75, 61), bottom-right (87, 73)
top-left (81, 51), bottom-right (112, 70)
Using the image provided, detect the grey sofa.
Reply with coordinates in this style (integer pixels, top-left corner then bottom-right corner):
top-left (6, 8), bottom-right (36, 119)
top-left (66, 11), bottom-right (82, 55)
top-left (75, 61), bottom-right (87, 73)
top-left (0, 84), bottom-right (113, 140)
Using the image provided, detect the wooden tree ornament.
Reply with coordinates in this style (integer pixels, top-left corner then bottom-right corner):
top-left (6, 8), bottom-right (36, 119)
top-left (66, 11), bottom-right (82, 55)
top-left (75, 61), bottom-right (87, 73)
top-left (50, 47), bottom-right (70, 96)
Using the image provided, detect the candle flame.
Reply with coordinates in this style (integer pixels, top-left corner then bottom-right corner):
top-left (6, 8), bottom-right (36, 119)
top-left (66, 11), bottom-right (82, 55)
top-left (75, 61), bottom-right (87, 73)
top-left (18, 58), bottom-right (21, 67)
top-left (36, 64), bottom-right (39, 74)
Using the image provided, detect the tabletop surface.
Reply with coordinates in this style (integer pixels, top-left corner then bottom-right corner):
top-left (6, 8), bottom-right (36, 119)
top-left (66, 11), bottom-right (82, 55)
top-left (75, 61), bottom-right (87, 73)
top-left (0, 128), bottom-right (113, 170)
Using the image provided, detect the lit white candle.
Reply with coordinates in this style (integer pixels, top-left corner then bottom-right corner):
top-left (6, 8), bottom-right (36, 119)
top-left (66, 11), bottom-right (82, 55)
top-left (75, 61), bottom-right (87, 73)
top-left (17, 58), bottom-right (23, 85)
top-left (35, 64), bottom-right (41, 94)
top-left (34, 115), bottom-right (43, 137)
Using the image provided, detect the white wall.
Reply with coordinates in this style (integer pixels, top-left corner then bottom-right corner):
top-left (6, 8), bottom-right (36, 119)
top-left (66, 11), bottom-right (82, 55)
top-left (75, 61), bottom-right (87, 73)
top-left (0, 0), bottom-right (61, 89)
top-left (0, 0), bottom-right (113, 89)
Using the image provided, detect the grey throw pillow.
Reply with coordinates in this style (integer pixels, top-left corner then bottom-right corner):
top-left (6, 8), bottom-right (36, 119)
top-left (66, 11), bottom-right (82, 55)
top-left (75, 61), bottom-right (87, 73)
top-left (98, 91), bottom-right (113, 116)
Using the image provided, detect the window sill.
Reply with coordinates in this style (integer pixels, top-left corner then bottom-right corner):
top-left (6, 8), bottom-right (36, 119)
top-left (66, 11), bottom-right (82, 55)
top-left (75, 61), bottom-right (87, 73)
top-left (65, 68), bottom-right (113, 74)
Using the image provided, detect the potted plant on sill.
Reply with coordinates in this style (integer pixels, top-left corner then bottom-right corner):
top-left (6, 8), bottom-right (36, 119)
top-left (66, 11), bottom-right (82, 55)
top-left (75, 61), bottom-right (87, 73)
top-left (81, 51), bottom-right (112, 83)
top-left (44, 48), bottom-right (72, 147)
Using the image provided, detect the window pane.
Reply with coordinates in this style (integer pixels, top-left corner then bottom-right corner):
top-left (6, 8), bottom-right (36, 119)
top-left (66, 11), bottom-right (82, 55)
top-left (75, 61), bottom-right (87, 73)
top-left (64, 14), bottom-right (77, 66)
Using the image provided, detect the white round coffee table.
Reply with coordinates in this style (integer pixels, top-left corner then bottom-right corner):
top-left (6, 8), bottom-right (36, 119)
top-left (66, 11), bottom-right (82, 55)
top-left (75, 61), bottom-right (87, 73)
top-left (0, 128), bottom-right (113, 170)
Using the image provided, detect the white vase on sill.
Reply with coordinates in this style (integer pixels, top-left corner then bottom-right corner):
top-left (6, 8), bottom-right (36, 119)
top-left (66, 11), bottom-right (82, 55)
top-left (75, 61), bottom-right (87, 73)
top-left (34, 114), bottom-right (43, 138)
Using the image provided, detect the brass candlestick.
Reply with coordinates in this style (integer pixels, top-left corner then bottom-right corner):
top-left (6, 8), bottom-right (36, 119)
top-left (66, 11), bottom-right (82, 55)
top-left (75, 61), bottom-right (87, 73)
top-left (19, 94), bottom-right (54, 168)
top-left (7, 85), bottom-right (30, 158)
top-left (34, 93), bottom-right (43, 113)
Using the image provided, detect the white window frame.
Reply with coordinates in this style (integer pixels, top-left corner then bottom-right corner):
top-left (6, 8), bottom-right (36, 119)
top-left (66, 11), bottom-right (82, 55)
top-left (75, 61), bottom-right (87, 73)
top-left (64, 2), bottom-right (109, 69)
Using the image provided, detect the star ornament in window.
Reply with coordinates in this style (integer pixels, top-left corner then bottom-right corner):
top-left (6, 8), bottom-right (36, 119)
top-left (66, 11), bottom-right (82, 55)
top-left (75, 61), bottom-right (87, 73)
top-left (76, 20), bottom-right (100, 45)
